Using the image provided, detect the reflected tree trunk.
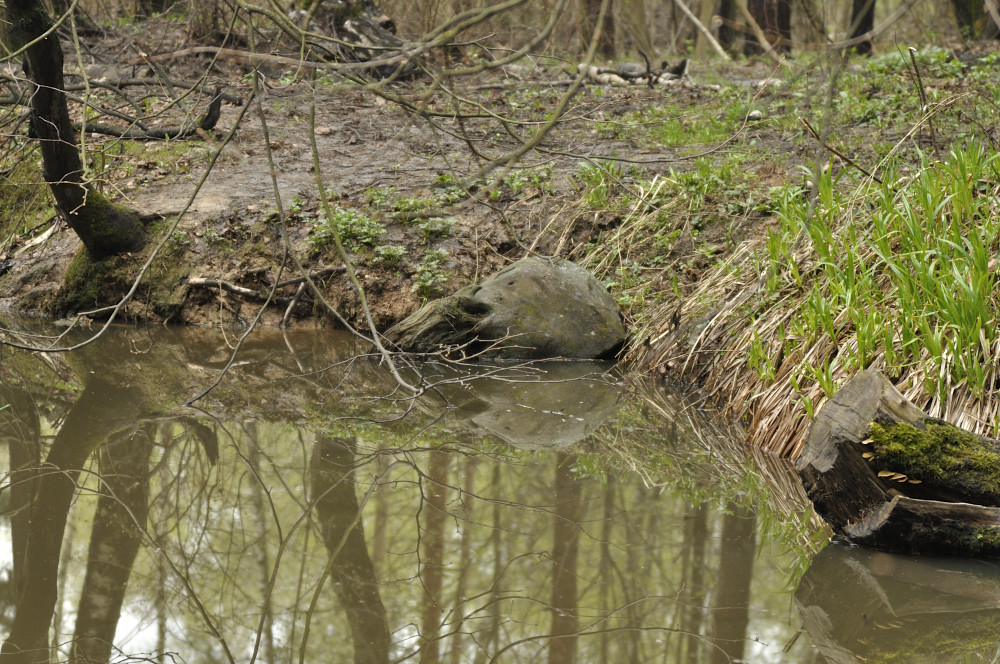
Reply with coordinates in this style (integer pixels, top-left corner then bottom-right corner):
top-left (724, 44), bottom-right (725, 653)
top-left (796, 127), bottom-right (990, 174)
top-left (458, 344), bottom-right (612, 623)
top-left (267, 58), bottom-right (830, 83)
top-left (1, 378), bottom-right (145, 663)
top-left (471, 464), bottom-right (503, 664)
top-left (155, 555), bottom-right (167, 664)
top-left (70, 425), bottom-right (154, 664)
top-left (447, 455), bottom-right (477, 664)
top-left (677, 502), bottom-right (709, 662)
top-left (371, 443), bottom-right (390, 579)
top-left (709, 503), bottom-right (756, 664)
top-left (598, 476), bottom-right (614, 662)
top-left (419, 449), bottom-right (451, 664)
top-left (245, 424), bottom-right (277, 664)
top-left (310, 435), bottom-right (389, 664)
top-left (0, 386), bottom-right (41, 610)
top-left (548, 454), bottom-right (583, 664)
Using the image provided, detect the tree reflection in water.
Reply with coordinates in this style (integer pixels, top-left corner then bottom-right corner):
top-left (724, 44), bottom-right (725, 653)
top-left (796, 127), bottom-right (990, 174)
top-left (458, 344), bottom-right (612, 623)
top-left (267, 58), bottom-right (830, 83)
top-left (310, 435), bottom-right (389, 664)
top-left (0, 325), bottom-right (817, 664)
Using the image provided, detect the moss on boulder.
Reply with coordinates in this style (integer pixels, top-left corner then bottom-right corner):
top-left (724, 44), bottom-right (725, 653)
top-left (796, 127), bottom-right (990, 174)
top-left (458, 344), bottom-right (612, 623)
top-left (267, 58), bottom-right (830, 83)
top-left (386, 257), bottom-right (626, 360)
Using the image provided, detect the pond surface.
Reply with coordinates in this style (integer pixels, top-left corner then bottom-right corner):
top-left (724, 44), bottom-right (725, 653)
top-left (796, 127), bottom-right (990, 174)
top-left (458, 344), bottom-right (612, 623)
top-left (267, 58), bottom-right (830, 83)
top-left (2, 323), bottom-right (1000, 663)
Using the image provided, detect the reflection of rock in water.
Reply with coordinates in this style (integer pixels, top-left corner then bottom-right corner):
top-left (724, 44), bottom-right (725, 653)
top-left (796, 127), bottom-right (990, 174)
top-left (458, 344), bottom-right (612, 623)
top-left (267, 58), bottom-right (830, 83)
top-left (427, 362), bottom-right (624, 450)
top-left (796, 543), bottom-right (1000, 664)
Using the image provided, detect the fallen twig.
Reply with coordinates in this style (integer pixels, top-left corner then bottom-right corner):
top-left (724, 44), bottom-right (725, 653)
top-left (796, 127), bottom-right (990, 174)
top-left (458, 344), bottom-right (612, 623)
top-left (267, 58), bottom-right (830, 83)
top-left (188, 267), bottom-right (343, 303)
top-left (73, 88), bottom-right (225, 140)
top-left (799, 117), bottom-right (883, 185)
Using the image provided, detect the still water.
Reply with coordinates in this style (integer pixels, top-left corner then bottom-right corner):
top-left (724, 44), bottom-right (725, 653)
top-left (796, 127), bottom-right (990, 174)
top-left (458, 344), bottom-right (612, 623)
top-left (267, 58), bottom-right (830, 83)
top-left (2, 324), bottom-right (1000, 663)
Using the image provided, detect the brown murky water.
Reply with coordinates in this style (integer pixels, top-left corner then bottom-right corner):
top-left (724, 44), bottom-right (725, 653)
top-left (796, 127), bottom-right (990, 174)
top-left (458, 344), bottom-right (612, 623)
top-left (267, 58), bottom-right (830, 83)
top-left (2, 322), bottom-right (999, 663)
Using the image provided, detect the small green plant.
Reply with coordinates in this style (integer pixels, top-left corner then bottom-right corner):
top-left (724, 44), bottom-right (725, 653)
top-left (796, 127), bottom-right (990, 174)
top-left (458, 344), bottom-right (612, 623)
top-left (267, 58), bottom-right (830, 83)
top-left (393, 195), bottom-right (436, 212)
top-left (413, 217), bottom-right (455, 244)
top-left (364, 185), bottom-right (397, 207)
top-left (372, 244), bottom-right (406, 265)
top-left (167, 229), bottom-right (190, 252)
top-left (434, 185), bottom-right (469, 206)
top-left (308, 207), bottom-right (385, 252)
top-left (503, 164), bottom-right (553, 196)
top-left (571, 160), bottom-right (624, 209)
top-left (202, 227), bottom-right (227, 246)
top-left (413, 248), bottom-right (450, 298)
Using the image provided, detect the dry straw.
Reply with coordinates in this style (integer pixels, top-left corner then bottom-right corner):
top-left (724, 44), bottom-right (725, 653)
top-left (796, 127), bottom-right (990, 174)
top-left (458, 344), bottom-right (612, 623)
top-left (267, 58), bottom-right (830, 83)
top-left (628, 140), bottom-right (1000, 460)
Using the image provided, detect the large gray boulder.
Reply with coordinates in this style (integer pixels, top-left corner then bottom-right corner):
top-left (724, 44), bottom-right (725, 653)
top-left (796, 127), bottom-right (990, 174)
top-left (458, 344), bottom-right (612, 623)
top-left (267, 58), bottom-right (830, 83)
top-left (386, 257), bottom-right (626, 359)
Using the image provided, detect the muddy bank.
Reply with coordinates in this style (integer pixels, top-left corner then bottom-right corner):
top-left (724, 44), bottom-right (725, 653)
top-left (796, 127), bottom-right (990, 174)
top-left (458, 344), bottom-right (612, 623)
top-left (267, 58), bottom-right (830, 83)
top-left (1, 54), bottom-right (779, 332)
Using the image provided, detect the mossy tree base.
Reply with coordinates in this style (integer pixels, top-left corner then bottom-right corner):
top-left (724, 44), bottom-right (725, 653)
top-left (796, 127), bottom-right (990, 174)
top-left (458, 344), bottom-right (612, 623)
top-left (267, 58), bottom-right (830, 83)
top-left (10, 0), bottom-right (148, 261)
top-left (797, 369), bottom-right (1000, 557)
top-left (54, 249), bottom-right (139, 316)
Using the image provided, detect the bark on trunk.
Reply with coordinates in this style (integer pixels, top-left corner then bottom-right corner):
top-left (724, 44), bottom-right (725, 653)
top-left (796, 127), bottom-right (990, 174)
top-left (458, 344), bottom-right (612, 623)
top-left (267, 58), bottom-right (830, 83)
top-left (797, 369), bottom-right (1000, 556)
top-left (743, 0), bottom-right (791, 55)
top-left (580, 0), bottom-right (616, 58)
top-left (850, 0), bottom-right (876, 55)
top-left (7, 0), bottom-right (147, 259)
top-left (949, 0), bottom-right (1000, 39)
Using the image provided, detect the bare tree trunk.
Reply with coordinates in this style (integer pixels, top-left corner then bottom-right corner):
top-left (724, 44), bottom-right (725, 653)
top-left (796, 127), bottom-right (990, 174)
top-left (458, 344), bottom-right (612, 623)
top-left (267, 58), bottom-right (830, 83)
top-left (743, 0), bottom-right (790, 54)
top-left (622, 0), bottom-right (653, 56)
top-left (717, 0), bottom-right (740, 51)
top-left (70, 426), bottom-right (154, 664)
top-left (580, 0), bottom-right (617, 58)
top-left (850, 0), bottom-right (876, 55)
top-left (696, 0), bottom-right (717, 59)
top-left (949, 0), bottom-right (1000, 38)
top-left (7, 0), bottom-right (147, 259)
top-left (548, 454), bottom-right (583, 664)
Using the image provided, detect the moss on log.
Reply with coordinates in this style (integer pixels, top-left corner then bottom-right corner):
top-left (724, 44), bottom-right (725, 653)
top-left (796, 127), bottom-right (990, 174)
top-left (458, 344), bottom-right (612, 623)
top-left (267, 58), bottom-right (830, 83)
top-left (797, 369), bottom-right (1000, 556)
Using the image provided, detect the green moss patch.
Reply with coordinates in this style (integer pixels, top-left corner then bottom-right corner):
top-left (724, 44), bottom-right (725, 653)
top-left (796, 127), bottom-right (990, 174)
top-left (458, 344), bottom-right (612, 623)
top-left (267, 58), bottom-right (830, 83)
top-left (0, 157), bottom-right (52, 249)
top-left (52, 219), bottom-right (191, 320)
top-left (869, 420), bottom-right (1000, 504)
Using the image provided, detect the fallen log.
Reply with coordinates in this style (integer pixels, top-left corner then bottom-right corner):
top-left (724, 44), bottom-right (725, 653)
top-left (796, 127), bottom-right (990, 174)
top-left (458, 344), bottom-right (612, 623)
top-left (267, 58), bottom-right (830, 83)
top-left (797, 369), bottom-right (1000, 556)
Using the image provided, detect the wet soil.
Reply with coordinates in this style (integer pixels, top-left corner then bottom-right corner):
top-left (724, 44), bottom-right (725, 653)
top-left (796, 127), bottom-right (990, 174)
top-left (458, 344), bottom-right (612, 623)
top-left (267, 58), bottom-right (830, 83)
top-left (0, 19), bottom-right (788, 332)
